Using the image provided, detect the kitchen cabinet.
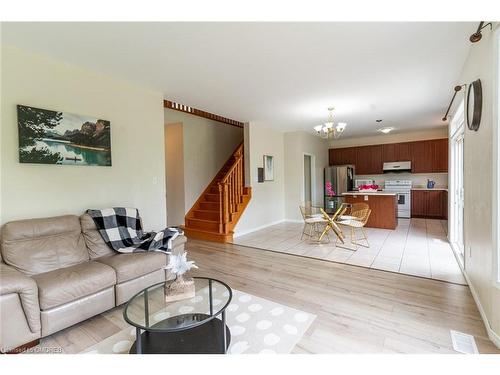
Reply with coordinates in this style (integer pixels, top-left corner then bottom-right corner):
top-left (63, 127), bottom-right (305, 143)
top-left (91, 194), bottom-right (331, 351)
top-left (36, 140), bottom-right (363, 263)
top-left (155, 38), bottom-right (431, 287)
top-left (344, 193), bottom-right (397, 229)
top-left (329, 147), bottom-right (356, 166)
top-left (329, 139), bottom-right (448, 173)
top-left (355, 145), bottom-right (383, 175)
top-left (411, 139), bottom-right (448, 173)
top-left (382, 142), bottom-right (411, 162)
top-left (411, 190), bottom-right (448, 219)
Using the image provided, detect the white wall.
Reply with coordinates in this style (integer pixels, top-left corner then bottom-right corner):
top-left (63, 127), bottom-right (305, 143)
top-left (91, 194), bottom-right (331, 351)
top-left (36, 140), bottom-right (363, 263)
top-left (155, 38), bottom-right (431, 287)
top-left (164, 109), bottom-right (243, 218)
top-left (165, 122), bottom-right (185, 226)
top-left (1, 45), bottom-right (166, 229)
top-left (284, 131), bottom-right (329, 221)
top-left (235, 122), bottom-right (285, 235)
top-left (456, 24), bottom-right (500, 344)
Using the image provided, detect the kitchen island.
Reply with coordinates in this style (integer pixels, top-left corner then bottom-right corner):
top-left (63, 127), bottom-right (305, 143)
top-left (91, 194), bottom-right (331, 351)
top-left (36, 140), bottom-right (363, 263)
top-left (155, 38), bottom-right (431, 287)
top-left (342, 192), bottom-right (398, 230)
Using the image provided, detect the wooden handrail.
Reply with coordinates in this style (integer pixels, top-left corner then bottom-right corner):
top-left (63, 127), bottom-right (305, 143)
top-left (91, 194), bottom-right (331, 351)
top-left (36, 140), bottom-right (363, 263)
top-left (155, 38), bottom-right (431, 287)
top-left (217, 142), bottom-right (245, 234)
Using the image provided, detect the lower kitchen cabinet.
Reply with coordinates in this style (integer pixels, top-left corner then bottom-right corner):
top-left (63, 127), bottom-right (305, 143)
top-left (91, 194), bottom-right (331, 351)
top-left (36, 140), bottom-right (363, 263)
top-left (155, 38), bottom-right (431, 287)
top-left (411, 190), bottom-right (448, 219)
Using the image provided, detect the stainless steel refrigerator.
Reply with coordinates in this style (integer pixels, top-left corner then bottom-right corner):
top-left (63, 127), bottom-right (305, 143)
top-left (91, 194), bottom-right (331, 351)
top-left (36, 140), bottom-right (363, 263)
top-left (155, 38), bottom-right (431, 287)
top-left (324, 165), bottom-right (355, 213)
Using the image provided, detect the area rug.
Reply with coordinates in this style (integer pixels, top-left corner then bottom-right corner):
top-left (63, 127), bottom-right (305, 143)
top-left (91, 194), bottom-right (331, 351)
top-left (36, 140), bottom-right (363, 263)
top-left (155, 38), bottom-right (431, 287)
top-left (80, 289), bottom-right (316, 354)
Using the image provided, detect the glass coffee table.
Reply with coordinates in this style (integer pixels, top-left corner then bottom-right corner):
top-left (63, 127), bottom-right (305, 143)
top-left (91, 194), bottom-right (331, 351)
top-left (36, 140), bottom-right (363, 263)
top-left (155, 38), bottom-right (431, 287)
top-left (123, 277), bottom-right (232, 354)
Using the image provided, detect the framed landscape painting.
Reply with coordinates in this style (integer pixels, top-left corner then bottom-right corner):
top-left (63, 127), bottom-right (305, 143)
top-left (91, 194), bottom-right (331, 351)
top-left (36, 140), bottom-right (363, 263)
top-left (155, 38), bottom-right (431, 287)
top-left (263, 154), bottom-right (274, 181)
top-left (17, 105), bottom-right (112, 166)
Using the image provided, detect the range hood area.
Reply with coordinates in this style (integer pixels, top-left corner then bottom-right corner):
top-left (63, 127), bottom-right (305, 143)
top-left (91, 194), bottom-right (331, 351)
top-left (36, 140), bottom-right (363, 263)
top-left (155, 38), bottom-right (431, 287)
top-left (383, 161), bottom-right (412, 173)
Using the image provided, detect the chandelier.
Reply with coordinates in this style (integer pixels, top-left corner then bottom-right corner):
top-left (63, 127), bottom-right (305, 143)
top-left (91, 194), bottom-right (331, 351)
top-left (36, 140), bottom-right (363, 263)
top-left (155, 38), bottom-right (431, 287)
top-left (314, 107), bottom-right (347, 139)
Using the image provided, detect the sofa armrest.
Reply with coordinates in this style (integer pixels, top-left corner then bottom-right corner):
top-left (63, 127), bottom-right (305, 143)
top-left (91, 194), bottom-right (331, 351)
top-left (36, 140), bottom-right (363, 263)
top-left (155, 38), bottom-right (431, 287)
top-left (0, 263), bottom-right (41, 333)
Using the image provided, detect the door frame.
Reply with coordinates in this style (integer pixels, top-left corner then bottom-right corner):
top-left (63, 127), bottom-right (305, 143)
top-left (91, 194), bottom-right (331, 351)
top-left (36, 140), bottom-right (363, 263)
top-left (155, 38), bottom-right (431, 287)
top-left (302, 153), bottom-right (316, 206)
top-left (449, 99), bottom-right (465, 267)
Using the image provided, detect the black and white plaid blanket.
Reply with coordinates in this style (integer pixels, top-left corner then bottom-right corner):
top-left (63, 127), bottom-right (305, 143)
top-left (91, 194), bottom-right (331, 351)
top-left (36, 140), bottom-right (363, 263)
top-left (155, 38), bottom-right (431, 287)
top-left (87, 207), bottom-right (183, 253)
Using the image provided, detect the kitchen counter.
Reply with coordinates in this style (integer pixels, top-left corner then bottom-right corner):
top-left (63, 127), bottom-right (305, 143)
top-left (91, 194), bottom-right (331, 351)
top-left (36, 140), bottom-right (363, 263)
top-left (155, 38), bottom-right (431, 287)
top-left (411, 187), bottom-right (448, 191)
top-left (343, 193), bottom-right (397, 230)
top-left (343, 191), bottom-right (397, 196)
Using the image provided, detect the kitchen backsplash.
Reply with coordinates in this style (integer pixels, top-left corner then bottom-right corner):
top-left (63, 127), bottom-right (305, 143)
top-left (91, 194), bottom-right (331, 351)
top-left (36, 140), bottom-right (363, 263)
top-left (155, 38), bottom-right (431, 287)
top-left (355, 172), bottom-right (448, 189)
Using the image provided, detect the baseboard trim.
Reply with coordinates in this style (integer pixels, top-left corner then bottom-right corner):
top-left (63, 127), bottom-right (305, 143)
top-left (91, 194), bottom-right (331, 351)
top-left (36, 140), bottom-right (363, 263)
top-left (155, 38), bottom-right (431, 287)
top-left (233, 219), bottom-right (285, 238)
top-left (448, 241), bottom-right (500, 348)
top-left (461, 267), bottom-right (500, 348)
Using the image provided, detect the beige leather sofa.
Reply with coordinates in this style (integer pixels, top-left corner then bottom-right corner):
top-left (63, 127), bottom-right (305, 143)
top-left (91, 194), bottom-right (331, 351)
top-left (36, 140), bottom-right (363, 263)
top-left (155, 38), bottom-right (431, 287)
top-left (0, 214), bottom-right (186, 352)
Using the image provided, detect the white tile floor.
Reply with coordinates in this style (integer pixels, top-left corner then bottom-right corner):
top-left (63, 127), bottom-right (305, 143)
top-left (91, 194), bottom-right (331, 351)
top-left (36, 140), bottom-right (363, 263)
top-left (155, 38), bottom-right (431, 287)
top-left (233, 218), bottom-right (466, 285)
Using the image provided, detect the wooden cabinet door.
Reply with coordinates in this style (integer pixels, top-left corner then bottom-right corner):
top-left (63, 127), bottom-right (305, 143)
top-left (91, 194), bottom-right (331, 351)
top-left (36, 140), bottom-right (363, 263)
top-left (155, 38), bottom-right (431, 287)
top-left (441, 191), bottom-right (448, 219)
top-left (411, 190), bottom-right (427, 217)
top-left (426, 190), bottom-right (443, 217)
top-left (411, 139), bottom-right (448, 173)
top-left (431, 139), bottom-right (448, 173)
top-left (382, 143), bottom-right (397, 162)
top-left (356, 145), bottom-right (382, 175)
top-left (329, 149), bottom-right (339, 165)
top-left (396, 142), bottom-right (411, 161)
top-left (383, 142), bottom-right (411, 162)
top-left (411, 141), bottom-right (431, 173)
top-left (342, 147), bottom-right (357, 166)
top-left (369, 145), bottom-right (383, 174)
top-left (329, 147), bottom-right (356, 166)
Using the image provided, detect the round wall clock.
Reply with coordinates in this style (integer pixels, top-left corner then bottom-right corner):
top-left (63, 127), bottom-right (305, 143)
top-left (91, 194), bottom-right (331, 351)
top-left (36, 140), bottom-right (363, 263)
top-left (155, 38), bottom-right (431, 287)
top-left (466, 79), bottom-right (482, 131)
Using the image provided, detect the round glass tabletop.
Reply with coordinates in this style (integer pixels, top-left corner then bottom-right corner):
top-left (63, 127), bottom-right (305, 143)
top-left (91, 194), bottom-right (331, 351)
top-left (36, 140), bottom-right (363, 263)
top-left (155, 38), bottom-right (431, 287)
top-left (123, 277), bottom-right (232, 332)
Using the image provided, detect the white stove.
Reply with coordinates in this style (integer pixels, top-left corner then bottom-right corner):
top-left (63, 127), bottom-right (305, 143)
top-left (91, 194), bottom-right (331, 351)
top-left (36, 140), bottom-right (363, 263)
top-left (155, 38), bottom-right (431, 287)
top-left (384, 180), bottom-right (412, 218)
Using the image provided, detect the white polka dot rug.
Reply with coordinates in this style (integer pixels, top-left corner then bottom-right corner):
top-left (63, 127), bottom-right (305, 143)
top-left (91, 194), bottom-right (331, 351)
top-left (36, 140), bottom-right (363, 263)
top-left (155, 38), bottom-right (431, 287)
top-left (80, 289), bottom-right (316, 354)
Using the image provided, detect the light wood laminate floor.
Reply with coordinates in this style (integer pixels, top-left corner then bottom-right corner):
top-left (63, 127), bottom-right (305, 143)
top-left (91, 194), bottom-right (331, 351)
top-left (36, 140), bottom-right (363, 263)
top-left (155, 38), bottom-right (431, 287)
top-left (34, 239), bottom-right (499, 354)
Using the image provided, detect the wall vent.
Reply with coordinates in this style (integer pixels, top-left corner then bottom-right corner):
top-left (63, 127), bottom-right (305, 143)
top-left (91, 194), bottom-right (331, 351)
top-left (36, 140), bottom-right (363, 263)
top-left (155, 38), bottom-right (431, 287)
top-left (450, 330), bottom-right (479, 354)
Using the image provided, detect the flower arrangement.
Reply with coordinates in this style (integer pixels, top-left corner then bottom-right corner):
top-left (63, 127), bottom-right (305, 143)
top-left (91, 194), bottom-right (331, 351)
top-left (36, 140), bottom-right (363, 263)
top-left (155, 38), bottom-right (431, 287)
top-left (165, 252), bottom-right (198, 278)
top-left (325, 181), bottom-right (336, 197)
top-left (358, 184), bottom-right (380, 192)
top-left (164, 252), bottom-right (198, 302)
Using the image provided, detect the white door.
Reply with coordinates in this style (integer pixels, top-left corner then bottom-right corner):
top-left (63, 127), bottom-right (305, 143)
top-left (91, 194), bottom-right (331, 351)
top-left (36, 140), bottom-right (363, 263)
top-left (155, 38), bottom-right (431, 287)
top-left (450, 101), bottom-right (465, 263)
top-left (303, 154), bottom-right (312, 205)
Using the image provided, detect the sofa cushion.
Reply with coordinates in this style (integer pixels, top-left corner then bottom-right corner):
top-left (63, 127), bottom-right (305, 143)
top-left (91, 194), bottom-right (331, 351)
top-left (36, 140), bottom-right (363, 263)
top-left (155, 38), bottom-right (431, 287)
top-left (32, 261), bottom-right (116, 310)
top-left (95, 252), bottom-right (167, 283)
top-left (1, 215), bottom-right (90, 276)
top-left (80, 214), bottom-right (114, 259)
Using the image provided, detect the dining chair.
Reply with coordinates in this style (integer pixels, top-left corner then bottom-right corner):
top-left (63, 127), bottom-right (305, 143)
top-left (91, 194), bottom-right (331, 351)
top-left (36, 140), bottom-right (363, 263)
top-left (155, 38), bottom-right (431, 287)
top-left (336, 205), bottom-right (372, 251)
top-left (299, 205), bottom-right (327, 240)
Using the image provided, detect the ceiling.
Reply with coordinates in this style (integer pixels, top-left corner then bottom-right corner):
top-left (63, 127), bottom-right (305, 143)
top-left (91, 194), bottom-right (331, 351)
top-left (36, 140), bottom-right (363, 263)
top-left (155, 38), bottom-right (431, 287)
top-left (2, 22), bottom-right (475, 138)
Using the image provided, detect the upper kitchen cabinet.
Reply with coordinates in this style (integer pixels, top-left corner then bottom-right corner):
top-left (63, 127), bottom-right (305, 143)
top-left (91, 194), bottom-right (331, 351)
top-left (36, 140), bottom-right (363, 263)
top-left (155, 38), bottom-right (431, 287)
top-left (356, 145), bottom-right (383, 175)
top-left (382, 142), bottom-right (411, 162)
top-left (329, 138), bottom-right (448, 174)
top-left (411, 139), bottom-right (448, 173)
top-left (329, 147), bottom-right (356, 166)
top-left (431, 138), bottom-right (448, 173)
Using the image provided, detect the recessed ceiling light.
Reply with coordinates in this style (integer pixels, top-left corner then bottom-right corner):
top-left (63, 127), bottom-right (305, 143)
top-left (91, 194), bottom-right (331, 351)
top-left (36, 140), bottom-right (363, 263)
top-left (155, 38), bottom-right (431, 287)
top-left (378, 127), bottom-right (394, 134)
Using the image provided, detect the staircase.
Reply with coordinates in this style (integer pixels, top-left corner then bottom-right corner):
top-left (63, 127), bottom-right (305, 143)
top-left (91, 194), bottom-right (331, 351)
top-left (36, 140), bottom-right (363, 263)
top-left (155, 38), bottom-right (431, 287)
top-left (182, 142), bottom-right (251, 243)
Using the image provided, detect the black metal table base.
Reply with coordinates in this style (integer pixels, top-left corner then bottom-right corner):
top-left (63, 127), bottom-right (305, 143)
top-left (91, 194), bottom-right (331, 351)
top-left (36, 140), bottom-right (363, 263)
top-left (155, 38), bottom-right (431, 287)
top-left (130, 314), bottom-right (231, 354)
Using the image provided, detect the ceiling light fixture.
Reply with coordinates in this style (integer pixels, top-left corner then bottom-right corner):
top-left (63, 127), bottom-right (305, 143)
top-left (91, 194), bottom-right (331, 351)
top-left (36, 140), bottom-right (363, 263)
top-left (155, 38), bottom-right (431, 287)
top-left (314, 107), bottom-right (347, 139)
top-left (378, 127), bottom-right (394, 134)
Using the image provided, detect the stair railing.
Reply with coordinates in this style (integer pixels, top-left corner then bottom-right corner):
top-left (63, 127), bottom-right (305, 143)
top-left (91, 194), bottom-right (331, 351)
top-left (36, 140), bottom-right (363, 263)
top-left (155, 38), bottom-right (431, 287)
top-left (218, 144), bottom-right (244, 234)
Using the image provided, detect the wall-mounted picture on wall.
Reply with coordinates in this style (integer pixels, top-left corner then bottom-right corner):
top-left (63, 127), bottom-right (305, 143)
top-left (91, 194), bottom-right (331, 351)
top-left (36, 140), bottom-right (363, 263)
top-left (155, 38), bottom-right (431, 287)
top-left (17, 105), bottom-right (112, 166)
top-left (263, 154), bottom-right (274, 181)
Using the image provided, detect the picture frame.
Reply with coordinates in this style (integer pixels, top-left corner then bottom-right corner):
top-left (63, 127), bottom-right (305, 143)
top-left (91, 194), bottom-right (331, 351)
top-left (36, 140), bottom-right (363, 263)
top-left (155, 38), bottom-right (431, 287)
top-left (263, 155), bottom-right (274, 181)
top-left (17, 104), bottom-right (112, 166)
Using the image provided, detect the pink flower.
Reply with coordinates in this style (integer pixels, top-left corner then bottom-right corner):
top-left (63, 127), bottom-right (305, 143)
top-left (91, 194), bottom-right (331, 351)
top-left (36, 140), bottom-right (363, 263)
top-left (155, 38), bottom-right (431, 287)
top-left (326, 181), bottom-right (336, 197)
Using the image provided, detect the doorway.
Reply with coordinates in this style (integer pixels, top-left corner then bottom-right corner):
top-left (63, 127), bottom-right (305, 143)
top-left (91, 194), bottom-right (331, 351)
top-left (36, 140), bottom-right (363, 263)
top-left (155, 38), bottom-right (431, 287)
top-left (303, 154), bottom-right (313, 205)
top-left (450, 101), bottom-right (465, 264)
